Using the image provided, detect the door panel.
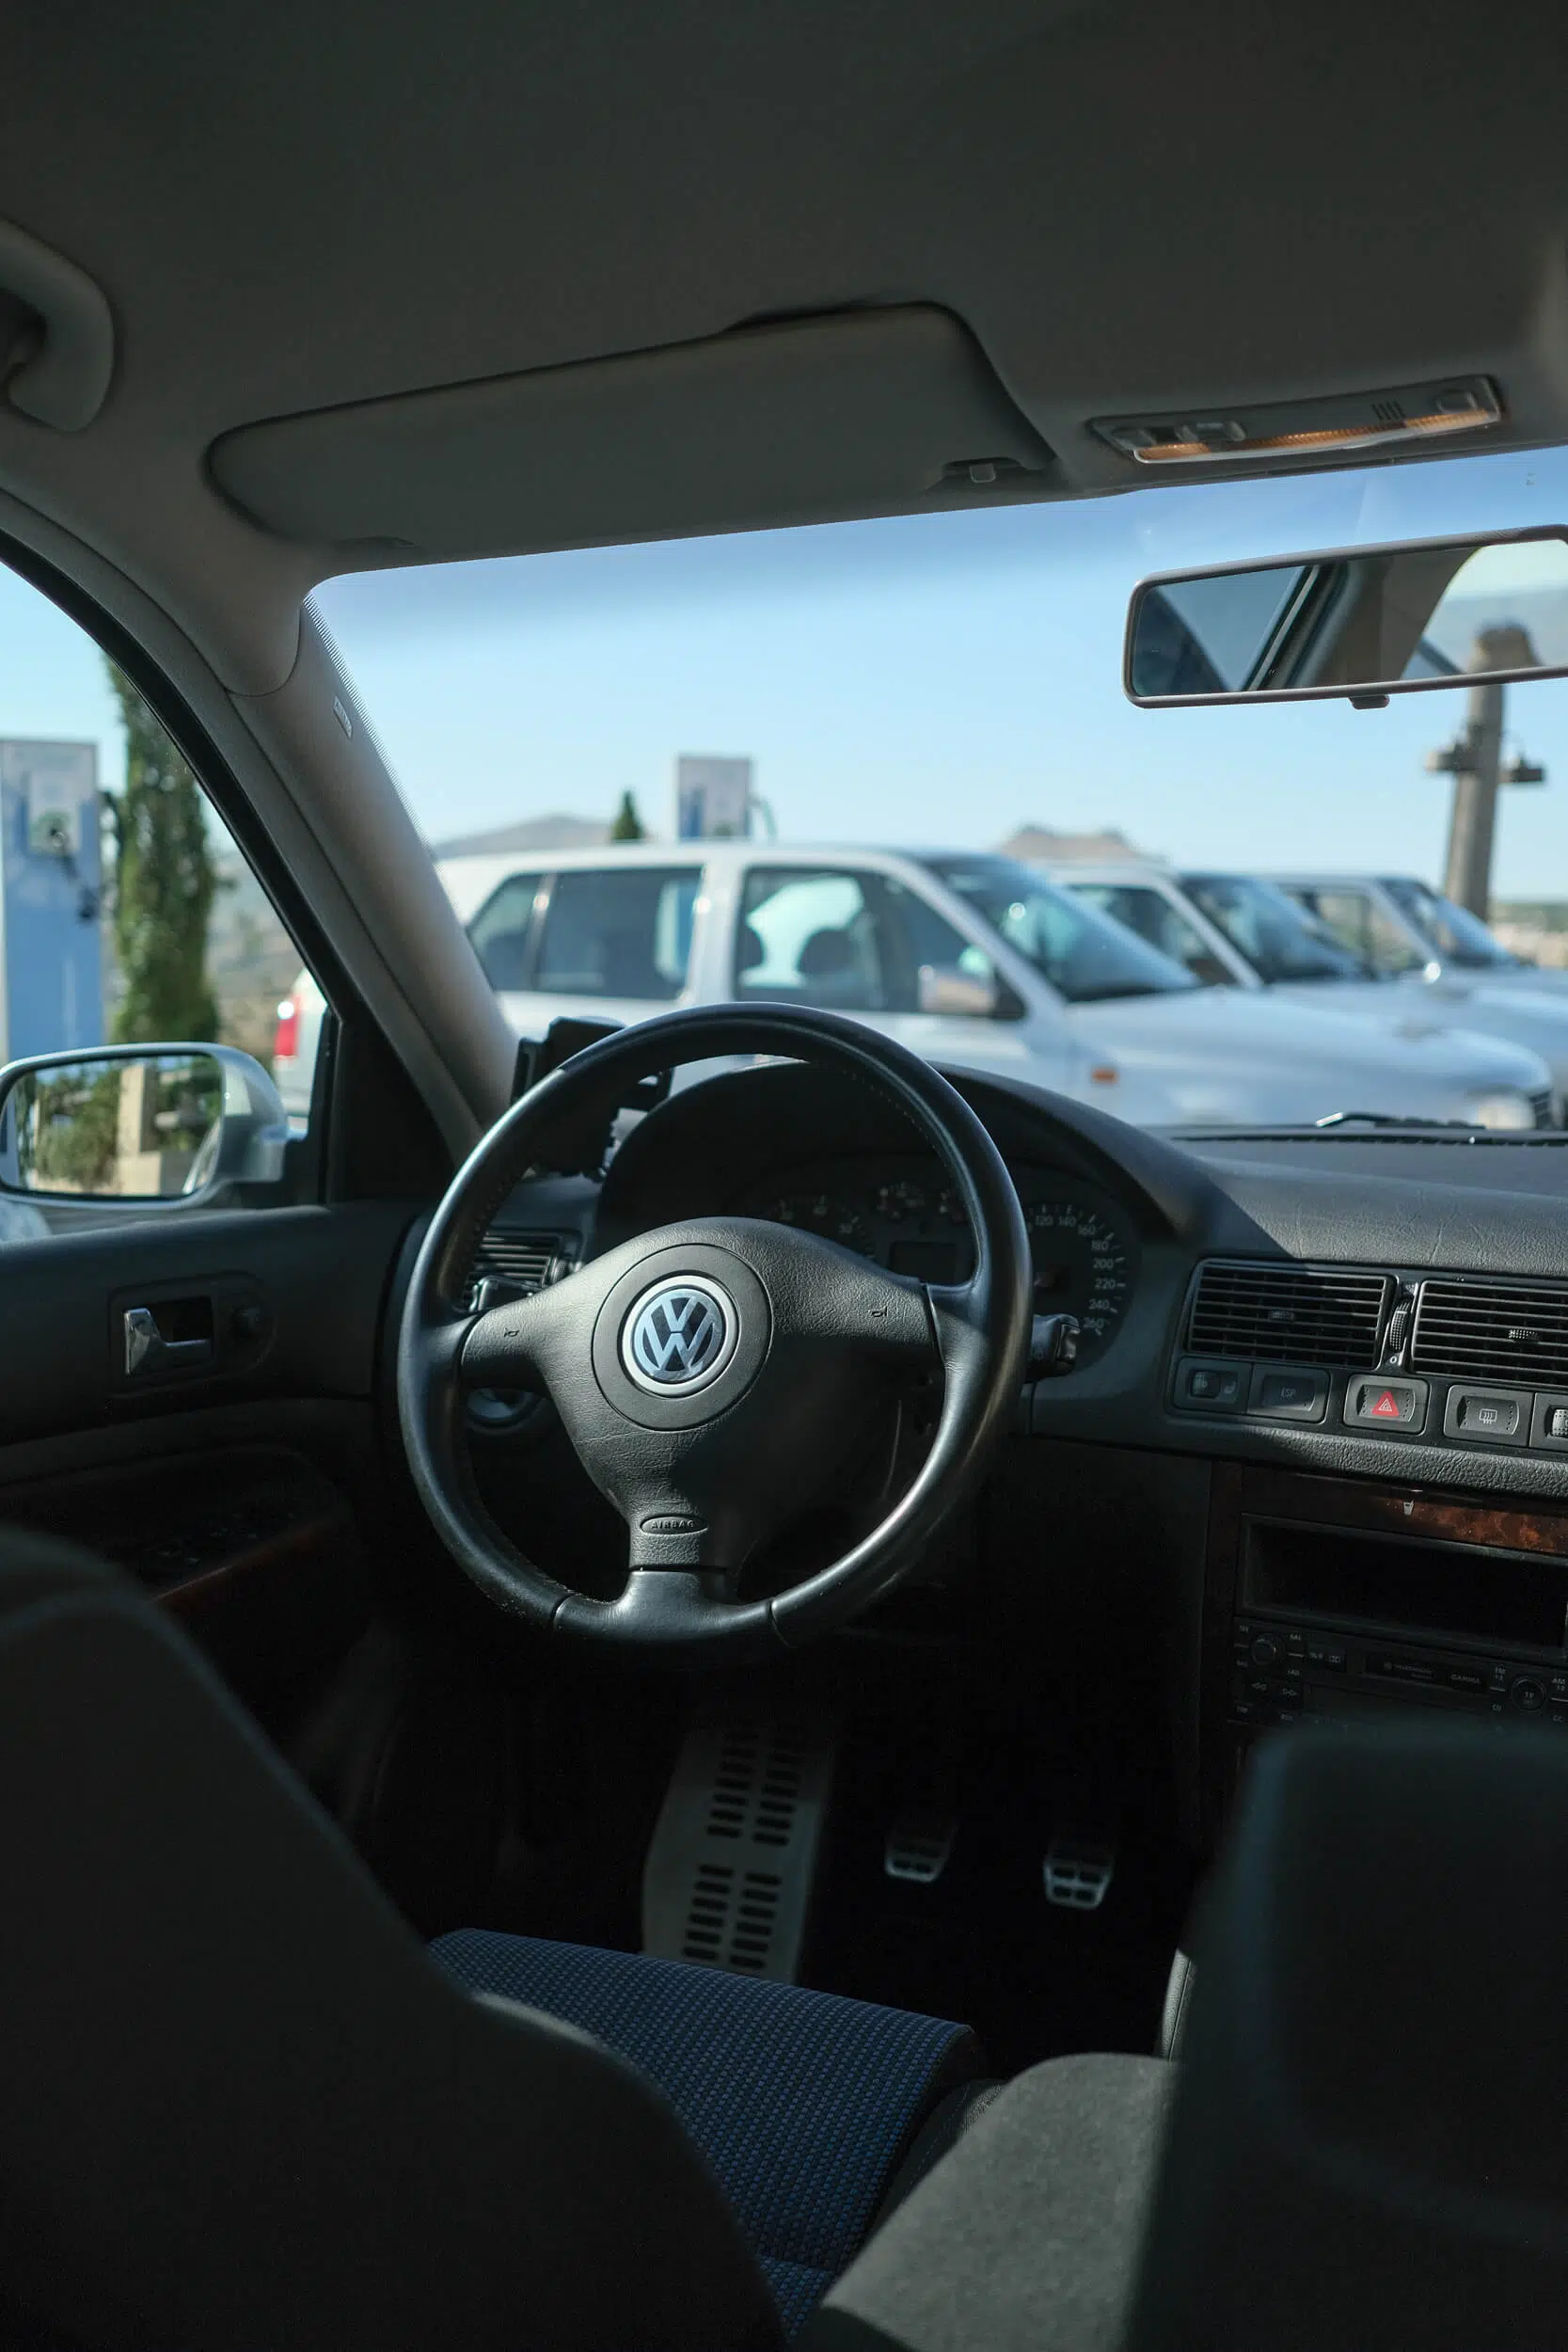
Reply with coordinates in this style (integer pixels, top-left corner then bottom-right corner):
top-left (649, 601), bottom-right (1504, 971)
top-left (0, 1200), bottom-right (417, 1733)
top-left (0, 1201), bottom-right (411, 1444)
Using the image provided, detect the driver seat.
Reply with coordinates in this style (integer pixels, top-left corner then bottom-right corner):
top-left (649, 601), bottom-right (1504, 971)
top-left (0, 1533), bottom-right (991, 2350)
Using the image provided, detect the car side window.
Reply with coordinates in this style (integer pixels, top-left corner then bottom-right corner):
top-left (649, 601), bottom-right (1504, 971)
top-left (0, 559), bottom-right (319, 1221)
top-left (737, 869), bottom-right (893, 1009)
top-left (736, 867), bottom-right (1002, 1015)
top-left (1297, 886), bottom-right (1422, 975)
top-left (468, 872), bottom-right (546, 991)
top-left (532, 866), bottom-right (700, 1000)
top-left (1072, 882), bottom-right (1229, 980)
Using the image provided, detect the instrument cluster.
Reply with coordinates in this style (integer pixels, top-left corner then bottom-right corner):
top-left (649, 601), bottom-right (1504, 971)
top-left (736, 1155), bottom-right (1139, 1364)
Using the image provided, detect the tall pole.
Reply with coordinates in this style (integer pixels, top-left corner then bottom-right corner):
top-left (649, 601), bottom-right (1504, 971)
top-left (1430, 624), bottom-right (1542, 919)
top-left (1442, 676), bottom-right (1504, 915)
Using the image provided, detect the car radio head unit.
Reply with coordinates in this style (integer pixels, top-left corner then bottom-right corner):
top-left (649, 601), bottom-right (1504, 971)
top-left (1205, 1466), bottom-right (1568, 1832)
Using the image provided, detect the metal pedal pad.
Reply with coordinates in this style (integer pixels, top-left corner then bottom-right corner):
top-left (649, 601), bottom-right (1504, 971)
top-left (642, 1706), bottom-right (838, 1981)
top-left (1043, 1836), bottom-right (1116, 1912)
top-left (884, 1810), bottom-right (957, 1885)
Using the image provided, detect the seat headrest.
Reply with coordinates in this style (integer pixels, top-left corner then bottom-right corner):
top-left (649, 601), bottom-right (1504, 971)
top-left (797, 928), bottom-right (855, 978)
top-left (1129, 1720), bottom-right (1568, 2350)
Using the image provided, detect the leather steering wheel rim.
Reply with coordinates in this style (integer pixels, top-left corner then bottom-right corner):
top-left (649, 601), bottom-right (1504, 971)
top-left (397, 1004), bottom-right (1032, 1661)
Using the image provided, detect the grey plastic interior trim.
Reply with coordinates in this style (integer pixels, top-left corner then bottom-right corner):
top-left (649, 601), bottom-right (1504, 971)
top-left (209, 306), bottom-right (1054, 558)
top-left (230, 608), bottom-right (515, 1150)
top-left (0, 217), bottom-right (114, 432)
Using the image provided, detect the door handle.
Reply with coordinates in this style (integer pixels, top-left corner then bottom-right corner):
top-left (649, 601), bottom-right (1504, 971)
top-left (123, 1305), bottom-right (214, 1377)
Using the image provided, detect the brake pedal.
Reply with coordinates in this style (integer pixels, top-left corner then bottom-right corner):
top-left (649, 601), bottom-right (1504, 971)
top-left (642, 1705), bottom-right (839, 1981)
top-left (1043, 1836), bottom-right (1116, 1912)
top-left (883, 1809), bottom-right (957, 1885)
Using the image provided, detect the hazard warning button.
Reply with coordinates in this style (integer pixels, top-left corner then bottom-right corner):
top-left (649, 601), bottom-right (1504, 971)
top-left (1344, 1375), bottom-right (1429, 1435)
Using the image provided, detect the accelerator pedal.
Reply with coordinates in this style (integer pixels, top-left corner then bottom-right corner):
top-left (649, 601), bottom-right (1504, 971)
top-left (1043, 1836), bottom-right (1117, 1912)
top-left (642, 1705), bottom-right (839, 1981)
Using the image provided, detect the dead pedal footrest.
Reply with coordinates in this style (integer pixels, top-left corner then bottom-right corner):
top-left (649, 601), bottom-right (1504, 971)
top-left (642, 1706), bottom-right (839, 1981)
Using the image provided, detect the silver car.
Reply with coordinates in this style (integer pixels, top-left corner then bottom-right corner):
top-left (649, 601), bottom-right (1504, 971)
top-left (1052, 863), bottom-right (1568, 1120)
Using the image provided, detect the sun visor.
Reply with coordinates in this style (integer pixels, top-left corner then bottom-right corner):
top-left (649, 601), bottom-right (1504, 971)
top-left (208, 306), bottom-right (1053, 559)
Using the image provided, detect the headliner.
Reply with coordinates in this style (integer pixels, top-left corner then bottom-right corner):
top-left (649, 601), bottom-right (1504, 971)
top-left (3, 0), bottom-right (1568, 687)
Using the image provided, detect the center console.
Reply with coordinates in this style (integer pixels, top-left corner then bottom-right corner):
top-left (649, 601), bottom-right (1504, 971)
top-left (1202, 1463), bottom-right (1568, 1834)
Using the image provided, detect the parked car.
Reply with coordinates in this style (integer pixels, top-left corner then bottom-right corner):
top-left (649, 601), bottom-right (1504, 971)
top-left (1050, 863), bottom-right (1568, 1120)
top-left (1275, 874), bottom-right (1568, 998)
top-left (278, 844), bottom-right (1553, 1131)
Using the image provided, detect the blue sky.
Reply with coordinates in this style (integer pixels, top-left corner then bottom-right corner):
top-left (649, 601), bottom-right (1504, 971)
top-left (9, 440), bottom-right (1568, 895)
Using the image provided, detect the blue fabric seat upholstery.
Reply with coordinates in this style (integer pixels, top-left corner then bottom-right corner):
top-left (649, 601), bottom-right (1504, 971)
top-left (431, 1930), bottom-right (982, 2336)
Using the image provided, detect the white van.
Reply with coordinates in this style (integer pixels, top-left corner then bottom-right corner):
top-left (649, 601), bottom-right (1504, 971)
top-left (275, 844), bottom-right (1553, 1131)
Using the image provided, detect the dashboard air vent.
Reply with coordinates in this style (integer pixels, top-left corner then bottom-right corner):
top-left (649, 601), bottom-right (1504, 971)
top-left (1188, 1261), bottom-right (1391, 1368)
top-left (474, 1228), bottom-right (563, 1292)
top-left (1412, 1277), bottom-right (1568, 1385)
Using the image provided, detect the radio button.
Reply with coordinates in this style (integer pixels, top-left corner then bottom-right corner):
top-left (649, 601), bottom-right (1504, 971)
top-left (1249, 1634), bottom-right (1284, 1667)
top-left (1511, 1677), bottom-right (1547, 1714)
top-left (1443, 1664), bottom-right (1488, 1694)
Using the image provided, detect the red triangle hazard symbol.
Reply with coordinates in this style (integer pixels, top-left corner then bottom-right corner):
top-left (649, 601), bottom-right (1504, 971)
top-left (1371, 1390), bottom-right (1402, 1420)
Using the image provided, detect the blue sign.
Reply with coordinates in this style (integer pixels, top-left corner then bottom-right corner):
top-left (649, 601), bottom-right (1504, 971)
top-left (0, 740), bottom-right (103, 1059)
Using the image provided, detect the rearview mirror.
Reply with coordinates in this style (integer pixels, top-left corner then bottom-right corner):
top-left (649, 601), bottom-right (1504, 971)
top-left (0, 1045), bottom-right (289, 1204)
top-left (1126, 528), bottom-right (1568, 707)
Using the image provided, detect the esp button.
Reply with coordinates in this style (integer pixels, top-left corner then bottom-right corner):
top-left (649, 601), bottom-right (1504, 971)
top-left (1248, 1365), bottom-right (1328, 1422)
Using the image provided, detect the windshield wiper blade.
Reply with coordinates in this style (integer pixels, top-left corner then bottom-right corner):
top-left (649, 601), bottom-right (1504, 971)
top-left (1313, 1110), bottom-right (1477, 1130)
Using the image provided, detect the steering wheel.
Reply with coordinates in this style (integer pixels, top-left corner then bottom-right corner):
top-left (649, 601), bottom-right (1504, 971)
top-left (398, 1005), bottom-right (1032, 1661)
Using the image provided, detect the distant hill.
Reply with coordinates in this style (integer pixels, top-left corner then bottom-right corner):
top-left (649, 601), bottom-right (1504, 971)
top-left (431, 813), bottom-right (611, 858)
top-left (999, 824), bottom-right (1154, 864)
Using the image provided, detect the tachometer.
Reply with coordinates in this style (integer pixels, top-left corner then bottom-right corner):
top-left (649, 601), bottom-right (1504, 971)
top-left (1023, 1188), bottom-right (1136, 1360)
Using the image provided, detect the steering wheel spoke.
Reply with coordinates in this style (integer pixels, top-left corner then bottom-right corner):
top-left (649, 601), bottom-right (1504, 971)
top-left (785, 1247), bottom-right (937, 1368)
top-left (459, 1284), bottom-right (566, 1391)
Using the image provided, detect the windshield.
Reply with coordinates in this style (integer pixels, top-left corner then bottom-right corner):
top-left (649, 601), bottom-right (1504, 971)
top-left (307, 438), bottom-right (1568, 1136)
top-left (1381, 876), bottom-right (1524, 969)
top-left (1180, 873), bottom-right (1371, 984)
top-left (917, 856), bottom-right (1196, 1002)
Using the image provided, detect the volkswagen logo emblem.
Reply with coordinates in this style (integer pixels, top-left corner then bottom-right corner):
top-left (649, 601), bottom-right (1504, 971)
top-left (622, 1276), bottom-right (737, 1394)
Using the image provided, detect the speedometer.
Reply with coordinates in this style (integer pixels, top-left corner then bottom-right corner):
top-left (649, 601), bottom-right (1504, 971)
top-left (1023, 1187), bottom-right (1136, 1361)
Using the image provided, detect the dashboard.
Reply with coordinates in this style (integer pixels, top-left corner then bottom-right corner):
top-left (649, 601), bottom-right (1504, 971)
top-left (484, 1062), bottom-right (1568, 1852)
top-left (730, 1156), bottom-right (1139, 1363)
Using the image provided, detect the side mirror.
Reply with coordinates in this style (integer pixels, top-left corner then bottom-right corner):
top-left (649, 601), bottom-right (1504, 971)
top-left (0, 1044), bottom-right (289, 1205)
top-left (917, 962), bottom-right (1001, 1017)
top-left (1126, 528), bottom-right (1568, 707)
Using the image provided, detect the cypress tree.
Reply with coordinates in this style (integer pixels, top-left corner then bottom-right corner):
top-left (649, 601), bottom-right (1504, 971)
top-left (103, 661), bottom-right (219, 1041)
top-left (610, 789), bottom-right (646, 842)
